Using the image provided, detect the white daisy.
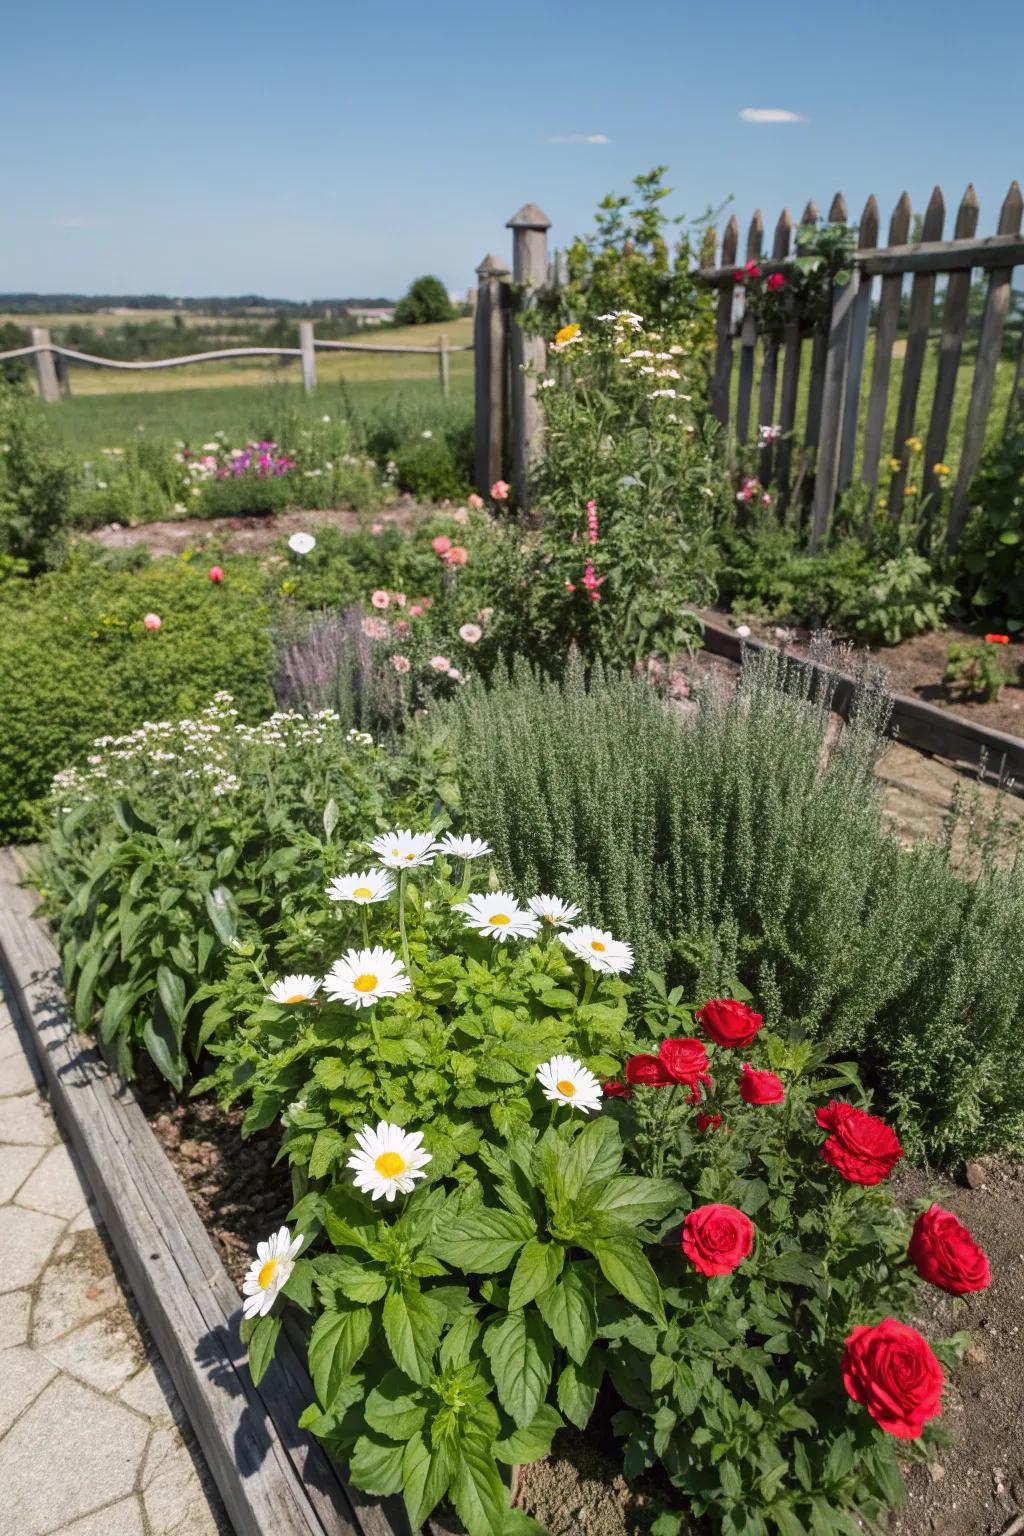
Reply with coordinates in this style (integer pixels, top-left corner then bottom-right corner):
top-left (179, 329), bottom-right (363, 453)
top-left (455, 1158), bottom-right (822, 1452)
top-left (267, 974), bottom-right (320, 1006)
top-left (287, 531), bottom-right (316, 555)
top-left (560, 924), bottom-right (634, 975)
top-left (527, 893), bottom-right (582, 929)
top-left (454, 891), bottom-right (540, 942)
top-left (325, 869), bottom-right (395, 905)
top-left (347, 1121), bottom-right (431, 1202)
top-left (241, 1226), bottom-right (303, 1318)
top-left (436, 833), bottom-right (492, 860)
top-left (323, 946), bottom-right (411, 1009)
top-left (536, 1055), bottom-right (603, 1114)
top-left (368, 829), bottom-right (439, 869)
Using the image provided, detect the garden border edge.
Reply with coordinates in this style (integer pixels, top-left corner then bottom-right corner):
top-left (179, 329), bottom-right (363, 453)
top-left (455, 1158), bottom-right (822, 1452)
top-left (0, 845), bottom-right (409, 1536)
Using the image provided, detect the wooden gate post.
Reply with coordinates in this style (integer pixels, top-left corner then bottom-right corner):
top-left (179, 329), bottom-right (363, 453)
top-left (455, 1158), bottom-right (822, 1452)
top-left (31, 328), bottom-right (60, 403)
top-left (506, 202), bottom-right (551, 510)
top-left (298, 320), bottom-right (316, 393)
top-left (473, 254), bottom-right (510, 495)
top-left (809, 268), bottom-right (860, 548)
top-left (437, 334), bottom-right (450, 397)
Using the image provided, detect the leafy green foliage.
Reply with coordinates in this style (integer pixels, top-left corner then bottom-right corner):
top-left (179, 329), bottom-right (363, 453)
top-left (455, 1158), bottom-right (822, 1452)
top-left (392, 436), bottom-right (469, 502)
top-left (0, 381), bottom-right (78, 573)
top-left (961, 421), bottom-right (1024, 630)
top-left (394, 276), bottom-right (455, 328)
top-left (944, 638), bottom-right (1015, 701)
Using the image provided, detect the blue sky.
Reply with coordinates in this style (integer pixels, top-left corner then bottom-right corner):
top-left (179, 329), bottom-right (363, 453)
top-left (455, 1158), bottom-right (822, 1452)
top-left (4, 0), bottom-right (1021, 299)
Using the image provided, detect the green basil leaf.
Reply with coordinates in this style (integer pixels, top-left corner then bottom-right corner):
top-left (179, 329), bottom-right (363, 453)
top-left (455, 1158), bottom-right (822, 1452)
top-left (534, 1266), bottom-right (597, 1366)
top-left (402, 1431), bottom-right (453, 1530)
top-left (494, 1402), bottom-right (562, 1464)
top-left (431, 1207), bottom-right (532, 1274)
top-left (382, 1284), bottom-right (443, 1385)
top-left (348, 1434), bottom-right (405, 1497)
top-left (556, 1353), bottom-right (603, 1429)
top-left (246, 1312), bottom-right (280, 1387)
top-left (450, 1432), bottom-right (508, 1536)
top-left (590, 1237), bottom-right (665, 1324)
top-left (364, 1369), bottom-right (428, 1441)
top-left (508, 1238), bottom-right (565, 1312)
top-left (308, 1304), bottom-right (372, 1409)
top-left (483, 1310), bottom-right (552, 1429)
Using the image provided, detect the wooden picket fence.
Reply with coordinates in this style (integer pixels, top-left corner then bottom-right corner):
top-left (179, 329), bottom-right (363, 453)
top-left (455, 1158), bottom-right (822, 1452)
top-left (481, 186), bottom-right (1024, 545)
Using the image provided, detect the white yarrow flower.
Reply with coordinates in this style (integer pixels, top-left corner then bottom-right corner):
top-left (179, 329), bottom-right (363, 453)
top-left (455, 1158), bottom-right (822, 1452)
top-left (347, 1121), bottom-right (431, 1202)
top-left (267, 974), bottom-right (320, 1006)
top-left (326, 869), bottom-right (395, 905)
top-left (560, 924), bottom-right (634, 975)
top-left (454, 891), bottom-right (540, 942)
top-left (368, 829), bottom-right (439, 868)
top-left (242, 1226), bottom-right (303, 1318)
top-left (536, 1055), bottom-right (603, 1114)
top-left (436, 832), bottom-right (492, 860)
top-left (324, 947), bottom-right (411, 1009)
top-left (287, 532), bottom-right (316, 555)
top-left (527, 894), bottom-right (582, 929)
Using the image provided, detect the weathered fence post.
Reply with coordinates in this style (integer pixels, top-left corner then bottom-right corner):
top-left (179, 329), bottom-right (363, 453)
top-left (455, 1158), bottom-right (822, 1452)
top-left (757, 208), bottom-right (793, 484)
top-left (31, 328), bottom-right (60, 403)
top-left (437, 334), bottom-right (450, 397)
top-left (473, 254), bottom-right (510, 495)
top-left (506, 203), bottom-right (551, 509)
top-left (809, 263), bottom-right (860, 548)
top-left (709, 216), bottom-right (739, 425)
top-left (861, 192), bottom-right (912, 500)
top-left (837, 195), bottom-right (879, 491)
top-left (735, 211), bottom-right (763, 443)
top-left (888, 186), bottom-right (946, 516)
top-left (298, 320), bottom-right (317, 393)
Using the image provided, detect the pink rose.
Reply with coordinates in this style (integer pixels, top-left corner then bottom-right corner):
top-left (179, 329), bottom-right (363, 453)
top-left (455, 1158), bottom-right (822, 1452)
top-left (361, 616), bottom-right (388, 639)
top-left (208, 565), bottom-right (224, 583)
top-left (392, 619), bottom-right (411, 636)
top-left (371, 522), bottom-right (384, 534)
top-left (143, 613), bottom-right (162, 631)
top-left (445, 546), bottom-right (468, 566)
top-left (429, 655), bottom-right (452, 671)
top-left (393, 591), bottom-right (407, 607)
top-left (490, 480), bottom-right (510, 501)
top-left (467, 493), bottom-right (485, 510)
top-left (370, 590), bottom-right (390, 609)
top-left (459, 623), bottom-right (482, 644)
top-left (447, 667), bottom-right (462, 681)
top-left (390, 654), bottom-right (411, 674)
top-left (432, 535), bottom-right (452, 555)
top-left (409, 604), bottom-right (424, 617)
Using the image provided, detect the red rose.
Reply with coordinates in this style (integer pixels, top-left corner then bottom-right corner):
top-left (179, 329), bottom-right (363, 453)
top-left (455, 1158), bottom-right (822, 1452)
top-left (208, 565), bottom-right (224, 583)
top-left (625, 1054), bottom-right (671, 1086)
top-left (659, 1037), bottom-right (710, 1090)
top-left (766, 272), bottom-right (785, 292)
top-left (696, 1112), bottom-right (723, 1133)
top-left (842, 1319), bottom-right (944, 1439)
top-left (738, 1063), bottom-right (784, 1105)
top-left (682, 1203), bottom-right (754, 1276)
top-left (908, 1205), bottom-right (991, 1295)
top-left (695, 998), bottom-right (763, 1049)
top-left (602, 1079), bottom-right (634, 1100)
top-left (817, 1101), bottom-right (903, 1185)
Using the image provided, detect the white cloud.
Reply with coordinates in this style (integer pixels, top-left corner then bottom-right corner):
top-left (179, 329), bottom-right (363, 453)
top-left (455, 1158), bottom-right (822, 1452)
top-left (546, 133), bottom-right (610, 144)
top-left (740, 108), bottom-right (806, 124)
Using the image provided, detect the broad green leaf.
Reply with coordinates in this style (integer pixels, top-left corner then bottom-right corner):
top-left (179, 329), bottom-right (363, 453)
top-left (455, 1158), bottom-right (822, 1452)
top-left (323, 798), bottom-right (340, 839)
top-left (535, 1266), bottom-right (597, 1365)
top-left (558, 1115), bottom-right (622, 1202)
top-left (382, 1284), bottom-right (443, 1385)
top-left (556, 1354), bottom-right (603, 1428)
top-left (315, 1253), bottom-right (388, 1305)
top-left (450, 1432), bottom-right (508, 1536)
top-left (308, 1128), bottom-right (346, 1180)
top-left (98, 982), bottom-right (137, 1046)
top-left (581, 1176), bottom-right (681, 1229)
top-left (143, 1011), bottom-right (183, 1091)
top-left (590, 1237), bottom-right (665, 1323)
top-left (364, 1370), bottom-right (428, 1441)
top-left (308, 1305), bottom-right (372, 1409)
top-left (156, 964), bottom-right (187, 1029)
top-left (508, 1238), bottom-right (564, 1312)
top-left (204, 884), bottom-right (237, 945)
top-left (282, 1257), bottom-right (316, 1312)
top-left (322, 1187), bottom-right (377, 1251)
top-left (402, 1431), bottom-right (453, 1530)
top-left (247, 1312), bottom-right (280, 1387)
top-left (348, 1434), bottom-right (405, 1497)
top-left (483, 1310), bottom-right (552, 1429)
top-left (762, 1252), bottom-right (823, 1288)
top-left (494, 1403), bottom-right (562, 1464)
top-left (502, 1513), bottom-right (549, 1536)
top-left (431, 1207), bottom-right (532, 1274)
top-left (439, 1310), bottom-right (482, 1370)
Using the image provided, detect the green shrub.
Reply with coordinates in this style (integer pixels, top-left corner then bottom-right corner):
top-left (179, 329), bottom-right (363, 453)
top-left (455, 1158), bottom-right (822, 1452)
top-left (0, 382), bottom-right (78, 572)
top-left (445, 649), bottom-right (1024, 1164)
top-left (960, 421), bottom-right (1024, 631)
top-left (75, 437), bottom-right (184, 528)
top-left (392, 436), bottom-right (469, 502)
top-left (0, 554), bottom-right (275, 841)
top-left (394, 275), bottom-right (454, 326)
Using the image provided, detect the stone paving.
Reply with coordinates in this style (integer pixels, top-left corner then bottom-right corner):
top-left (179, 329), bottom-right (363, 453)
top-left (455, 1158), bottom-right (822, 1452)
top-left (0, 971), bottom-right (231, 1536)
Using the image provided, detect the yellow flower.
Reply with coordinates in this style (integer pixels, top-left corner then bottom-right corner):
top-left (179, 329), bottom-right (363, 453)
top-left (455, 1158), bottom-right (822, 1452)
top-left (906, 484), bottom-right (918, 495)
top-left (933, 462), bottom-right (951, 476)
top-left (888, 457), bottom-right (902, 472)
top-left (553, 323), bottom-right (581, 347)
top-left (905, 437), bottom-right (923, 453)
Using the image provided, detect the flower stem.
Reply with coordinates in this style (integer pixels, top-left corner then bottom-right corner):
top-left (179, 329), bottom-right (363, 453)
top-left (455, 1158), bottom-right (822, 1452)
top-left (398, 869), bottom-right (412, 975)
top-left (581, 969), bottom-right (595, 1008)
top-left (360, 908), bottom-right (369, 950)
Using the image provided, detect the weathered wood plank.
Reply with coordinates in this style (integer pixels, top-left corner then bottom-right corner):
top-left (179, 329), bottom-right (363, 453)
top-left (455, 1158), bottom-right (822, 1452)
top-left (923, 185), bottom-right (980, 505)
top-left (889, 186), bottom-right (946, 516)
top-left (838, 195), bottom-right (880, 490)
top-left (0, 861), bottom-right (392, 1536)
top-left (473, 254), bottom-right (510, 494)
top-left (861, 192), bottom-right (913, 498)
top-left (948, 181), bottom-right (1024, 549)
top-left (506, 202), bottom-right (551, 510)
top-left (709, 215), bottom-right (739, 425)
top-left (299, 321), bottom-right (317, 394)
top-left (775, 200), bottom-right (818, 501)
top-left (31, 327), bottom-right (60, 403)
top-left (758, 208), bottom-right (793, 484)
top-left (810, 267), bottom-right (861, 548)
top-left (735, 210), bottom-right (763, 442)
top-left (696, 233), bottom-right (1024, 286)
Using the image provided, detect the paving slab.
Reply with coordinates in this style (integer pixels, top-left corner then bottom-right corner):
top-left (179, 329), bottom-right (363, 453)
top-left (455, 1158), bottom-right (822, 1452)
top-left (0, 1204), bottom-right (65, 1291)
top-left (15, 1139), bottom-right (90, 1219)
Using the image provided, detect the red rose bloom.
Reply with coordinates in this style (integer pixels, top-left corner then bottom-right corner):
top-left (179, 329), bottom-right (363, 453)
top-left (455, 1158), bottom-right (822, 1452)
top-left (842, 1319), bottom-right (944, 1439)
top-left (985, 633), bottom-right (1009, 645)
top-left (696, 1112), bottom-right (723, 1133)
top-left (817, 1101), bottom-right (903, 1185)
top-left (908, 1205), bottom-right (991, 1295)
top-left (695, 998), bottom-right (764, 1049)
top-left (659, 1037), bottom-right (710, 1090)
top-left (208, 565), bottom-right (224, 583)
top-left (625, 1054), bottom-right (671, 1087)
top-left (766, 272), bottom-right (785, 291)
top-left (602, 1079), bottom-right (634, 1100)
top-left (738, 1063), bottom-right (784, 1105)
top-left (682, 1203), bottom-right (754, 1276)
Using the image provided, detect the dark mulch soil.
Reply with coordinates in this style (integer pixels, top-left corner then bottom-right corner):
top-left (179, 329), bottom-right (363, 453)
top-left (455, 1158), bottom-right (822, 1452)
top-left (715, 609), bottom-right (1024, 742)
top-left (139, 1057), bottom-right (1024, 1536)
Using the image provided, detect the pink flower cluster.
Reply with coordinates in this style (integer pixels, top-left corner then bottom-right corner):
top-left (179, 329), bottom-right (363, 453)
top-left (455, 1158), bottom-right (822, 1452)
top-left (566, 499), bottom-right (605, 603)
top-left (737, 477), bottom-right (772, 508)
top-left (586, 500), bottom-right (599, 546)
top-left (431, 535), bottom-right (469, 566)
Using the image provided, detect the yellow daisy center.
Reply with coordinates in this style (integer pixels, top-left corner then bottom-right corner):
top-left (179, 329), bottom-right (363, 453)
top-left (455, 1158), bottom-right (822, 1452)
top-left (404, 852), bottom-right (416, 860)
top-left (590, 940), bottom-right (606, 952)
top-left (489, 913), bottom-right (511, 926)
top-left (352, 887), bottom-right (372, 900)
top-left (257, 1257), bottom-right (278, 1288)
top-left (353, 973), bottom-right (378, 993)
top-left (284, 992), bottom-right (308, 1004)
top-left (544, 914), bottom-right (557, 925)
top-left (375, 1151), bottom-right (407, 1178)
top-left (557, 1079), bottom-right (577, 1097)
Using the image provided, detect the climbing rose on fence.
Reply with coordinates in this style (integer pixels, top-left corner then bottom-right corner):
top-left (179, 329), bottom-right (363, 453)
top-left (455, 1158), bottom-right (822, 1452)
top-left (738, 1062), bottom-right (785, 1104)
top-left (694, 997), bottom-right (764, 1048)
top-left (908, 1204), bottom-right (992, 1295)
top-left (817, 1101), bottom-right (904, 1185)
top-left (842, 1319), bottom-right (944, 1439)
top-left (682, 1203), bottom-right (755, 1276)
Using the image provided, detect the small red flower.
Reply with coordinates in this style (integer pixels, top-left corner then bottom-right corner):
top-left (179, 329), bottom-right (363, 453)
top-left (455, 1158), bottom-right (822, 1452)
top-left (208, 565), bottom-right (224, 583)
top-left (744, 260), bottom-right (761, 280)
top-left (738, 1063), bottom-right (784, 1105)
top-left (696, 1112), bottom-right (723, 1133)
top-left (985, 633), bottom-right (1009, 644)
top-left (766, 272), bottom-right (785, 292)
top-left (625, 1054), bottom-right (672, 1087)
top-left (602, 1079), bottom-right (633, 1100)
